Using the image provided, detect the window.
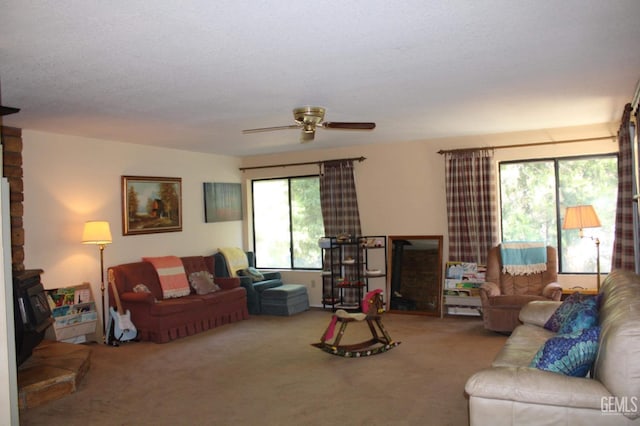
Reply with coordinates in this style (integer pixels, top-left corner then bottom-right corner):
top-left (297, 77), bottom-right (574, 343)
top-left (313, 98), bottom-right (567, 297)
top-left (500, 154), bottom-right (618, 274)
top-left (252, 176), bottom-right (324, 269)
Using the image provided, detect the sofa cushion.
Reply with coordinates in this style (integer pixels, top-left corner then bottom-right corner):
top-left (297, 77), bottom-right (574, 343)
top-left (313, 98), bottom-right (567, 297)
top-left (142, 256), bottom-right (191, 299)
top-left (492, 323), bottom-right (555, 367)
top-left (544, 292), bottom-right (592, 332)
top-left (188, 271), bottom-right (220, 295)
top-left (237, 267), bottom-right (265, 283)
top-left (530, 326), bottom-right (600, 377)
top-left (148, 297), bottom-right (205, 316)
top-left (195, 286), bottom-right (246, 306)
top-left (180, 256), bottom-right (210, 276)
top-left (214, 277), bottom-right (241, 291)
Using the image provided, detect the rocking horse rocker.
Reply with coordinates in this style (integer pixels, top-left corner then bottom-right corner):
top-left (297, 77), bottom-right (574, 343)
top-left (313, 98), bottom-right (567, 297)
top-left (312, 289), bottom-right (401, 357)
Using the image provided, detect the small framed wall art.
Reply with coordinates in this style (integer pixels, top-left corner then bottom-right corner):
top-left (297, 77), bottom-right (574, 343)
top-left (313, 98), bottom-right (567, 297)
top-left (203, 182), bottom-right (243, 222)
top-left (121, 176), bottom-right (182, 235)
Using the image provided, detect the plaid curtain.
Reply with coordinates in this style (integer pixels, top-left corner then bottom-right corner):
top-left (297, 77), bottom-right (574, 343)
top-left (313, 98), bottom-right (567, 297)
top-left (320, 160), bottom-right (362, 304)
top-left (611, 103), bottom-right (636, 271)
top-left (445, 149), bottom-right (496, 264)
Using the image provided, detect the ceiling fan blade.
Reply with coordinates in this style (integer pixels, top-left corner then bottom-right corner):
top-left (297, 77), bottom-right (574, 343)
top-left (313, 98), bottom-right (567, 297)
top-left (300, 130), bottom-right (315, 143)
top-left (322, 122), bottom-right (376, 130)
top-left (242, 124), bottom-right (300, 134)
top-left (0, 105), bottom-right (20, 116)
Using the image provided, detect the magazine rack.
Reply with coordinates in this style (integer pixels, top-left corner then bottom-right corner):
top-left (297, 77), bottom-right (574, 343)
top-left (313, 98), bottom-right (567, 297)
top-left (45, 282), bottom-right (99, 343)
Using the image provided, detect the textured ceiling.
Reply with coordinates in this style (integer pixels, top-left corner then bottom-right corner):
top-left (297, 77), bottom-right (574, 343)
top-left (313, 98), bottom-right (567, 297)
top-left (1, 1), bottom-right (639, 157)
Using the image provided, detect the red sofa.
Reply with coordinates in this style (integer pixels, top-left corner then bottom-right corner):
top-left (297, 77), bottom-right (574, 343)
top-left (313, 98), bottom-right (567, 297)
top-left (107, 255), bottom-right (248, 343)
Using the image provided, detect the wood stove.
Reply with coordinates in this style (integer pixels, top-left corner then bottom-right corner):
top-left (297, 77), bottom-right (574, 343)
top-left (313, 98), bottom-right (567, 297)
top-left (13, 269), bottom-right (53, 366)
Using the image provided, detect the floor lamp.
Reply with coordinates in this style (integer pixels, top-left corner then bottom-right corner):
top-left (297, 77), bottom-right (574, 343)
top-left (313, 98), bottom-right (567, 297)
top-left (562, 205), bottom-right (602, 291)
top-left (82, 220), bottom-right (112, 343)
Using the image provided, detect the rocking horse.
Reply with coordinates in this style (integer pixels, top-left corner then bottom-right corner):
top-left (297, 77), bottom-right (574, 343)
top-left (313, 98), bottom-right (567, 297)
top-left (312, 289), bottom-right (400, 357)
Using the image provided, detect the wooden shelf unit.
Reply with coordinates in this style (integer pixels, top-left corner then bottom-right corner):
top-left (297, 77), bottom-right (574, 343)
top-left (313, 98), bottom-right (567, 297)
top-left (45, 283), bottom-right (99, 343)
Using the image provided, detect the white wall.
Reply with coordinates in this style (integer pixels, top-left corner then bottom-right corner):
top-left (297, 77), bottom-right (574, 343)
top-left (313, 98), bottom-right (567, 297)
top-left (22, 130), bottom-right (244, 322)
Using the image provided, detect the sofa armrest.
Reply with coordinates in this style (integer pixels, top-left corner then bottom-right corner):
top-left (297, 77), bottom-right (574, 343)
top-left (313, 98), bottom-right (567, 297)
top-left (479, 282), bottom-right (500, 302)
top-left (518, 300), bottom-right (562, 326)
top-left (261, 271), bottom-right (281, 280)
top-left (237, 276), bottom-right (260, 298)
top-left (237, 275), bottom-right (255, 289)
top-left (465, 366), bottom-right (609, 410)
top-left (542, 282), bottom-right (563, 300)
top-left (236, 275), bottom-right (261, 314)
top-left (215, 277), bottom-right (240, 290)
top-left (120, 291), bottom-right (155, 304)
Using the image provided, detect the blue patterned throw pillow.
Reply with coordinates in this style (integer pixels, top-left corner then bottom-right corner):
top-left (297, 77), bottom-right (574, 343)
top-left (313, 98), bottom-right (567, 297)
top-left (544, 292), bottom-right (595, 332)
top-left (557, 296), bottom-right (598, 334)
top-left (530, 326), bottom-right (600, 377)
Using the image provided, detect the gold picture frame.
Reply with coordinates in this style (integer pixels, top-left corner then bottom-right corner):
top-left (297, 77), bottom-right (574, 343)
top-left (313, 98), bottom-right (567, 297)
top-left (121, 176), bottom-right (182, 235)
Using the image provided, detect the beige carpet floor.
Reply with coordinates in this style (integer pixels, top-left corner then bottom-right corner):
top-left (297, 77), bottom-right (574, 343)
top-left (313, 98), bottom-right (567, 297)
top-left (19, 309), bottom-right (507, 426)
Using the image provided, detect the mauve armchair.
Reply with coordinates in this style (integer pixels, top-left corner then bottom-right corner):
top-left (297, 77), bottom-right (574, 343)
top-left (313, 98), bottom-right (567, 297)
top-left (479, 245), bottom-right (562, 333)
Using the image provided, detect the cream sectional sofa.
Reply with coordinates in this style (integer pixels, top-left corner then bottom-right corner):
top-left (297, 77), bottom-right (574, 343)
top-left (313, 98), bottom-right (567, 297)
top-left (465, 270), bottom-right (640, 425)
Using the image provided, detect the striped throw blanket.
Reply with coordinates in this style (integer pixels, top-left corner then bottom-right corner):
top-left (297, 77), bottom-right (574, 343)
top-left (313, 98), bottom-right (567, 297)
top-left (500, 242), bottom-right (547, 276)
top-left (142, 256), bottom-right (191, 299)
top-left (218, 247), bottom-right (249, 277)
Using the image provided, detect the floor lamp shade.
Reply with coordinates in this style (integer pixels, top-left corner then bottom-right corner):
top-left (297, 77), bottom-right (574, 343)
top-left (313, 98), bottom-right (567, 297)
top-left (562, 205), bottom-right (601, 233)
top-left (562, 205), bottom-right (602, 291)
top-left (82, 221), bottom-right (112, 245)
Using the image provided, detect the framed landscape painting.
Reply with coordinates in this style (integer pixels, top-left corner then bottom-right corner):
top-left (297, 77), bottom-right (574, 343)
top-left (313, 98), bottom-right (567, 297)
top-left (203, 182), bottom-right (242, 222)
top-left (122, 176), bottom-right (182, 235)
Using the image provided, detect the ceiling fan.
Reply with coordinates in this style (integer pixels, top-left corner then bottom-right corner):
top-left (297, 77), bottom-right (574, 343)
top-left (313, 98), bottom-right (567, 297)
top-left (242, 106), bottom-right (376, 143)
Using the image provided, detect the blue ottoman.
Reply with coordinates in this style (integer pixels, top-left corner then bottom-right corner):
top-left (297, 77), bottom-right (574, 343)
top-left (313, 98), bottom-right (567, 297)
top-left (260, 284), bottom-right (309, 316)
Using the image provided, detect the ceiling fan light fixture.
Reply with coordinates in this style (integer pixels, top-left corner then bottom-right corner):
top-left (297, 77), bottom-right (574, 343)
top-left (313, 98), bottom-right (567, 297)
top-left (300, 130), bottom-right (315, 143)
top-left (293, 106), bottom-right (325, 124)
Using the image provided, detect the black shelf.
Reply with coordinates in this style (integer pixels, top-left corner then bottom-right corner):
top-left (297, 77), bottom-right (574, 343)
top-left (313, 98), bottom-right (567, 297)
top-left (320, 235), bottom-right (387, 311)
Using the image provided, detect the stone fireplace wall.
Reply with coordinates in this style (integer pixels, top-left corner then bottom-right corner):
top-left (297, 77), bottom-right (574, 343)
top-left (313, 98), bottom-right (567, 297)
top-left (1, 125), bottom-right (25, 272)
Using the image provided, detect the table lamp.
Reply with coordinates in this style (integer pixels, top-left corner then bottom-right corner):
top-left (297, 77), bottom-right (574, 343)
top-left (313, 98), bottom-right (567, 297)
top-left (562, 205), bottom-right (601, 291)
top-left (82, 220), bottom-right (112, 342)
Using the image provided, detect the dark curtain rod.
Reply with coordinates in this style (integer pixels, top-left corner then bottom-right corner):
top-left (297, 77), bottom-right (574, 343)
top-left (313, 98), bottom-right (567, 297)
top-left (239, 156), bottom-right (366, 171)
top-left (437, 135), bottom-right (616, 155)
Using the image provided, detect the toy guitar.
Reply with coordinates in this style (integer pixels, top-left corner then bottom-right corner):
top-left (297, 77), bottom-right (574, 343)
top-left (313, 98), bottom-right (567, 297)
top-left (107, 279), bottom-right (137, 345)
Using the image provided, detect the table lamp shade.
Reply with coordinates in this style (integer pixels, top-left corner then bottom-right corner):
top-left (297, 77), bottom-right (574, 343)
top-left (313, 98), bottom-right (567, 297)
top-left (82, 221), bottom-right (112, 245)
top-left (562, 205), bottom-right (601, 230)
